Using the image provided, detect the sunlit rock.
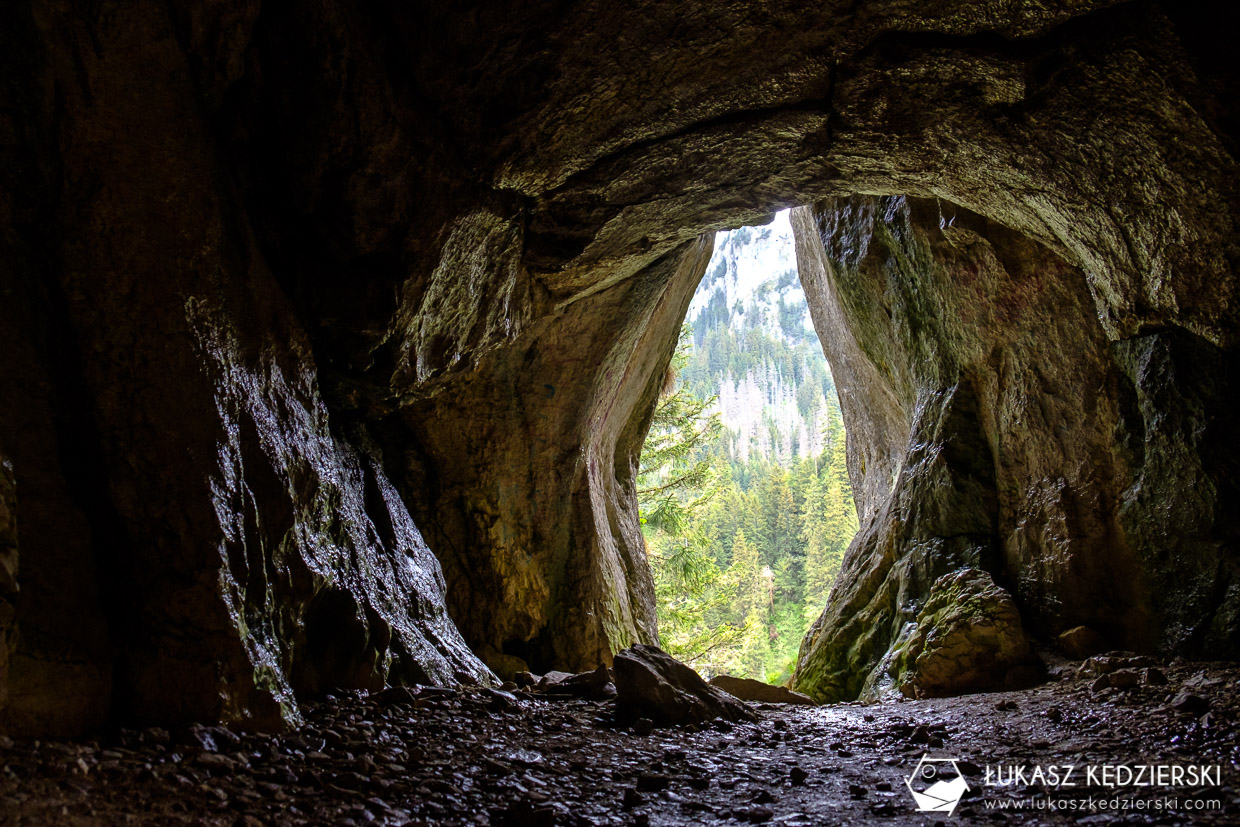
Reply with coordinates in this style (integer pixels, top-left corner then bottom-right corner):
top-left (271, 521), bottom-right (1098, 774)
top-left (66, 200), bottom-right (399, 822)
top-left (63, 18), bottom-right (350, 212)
top-left (708, 675), bottom-right (817, 706)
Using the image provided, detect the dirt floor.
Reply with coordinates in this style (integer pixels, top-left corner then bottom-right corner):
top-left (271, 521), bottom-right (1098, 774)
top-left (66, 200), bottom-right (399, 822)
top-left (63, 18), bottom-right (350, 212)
top-left (2, 656), bottom-right (1237, 825)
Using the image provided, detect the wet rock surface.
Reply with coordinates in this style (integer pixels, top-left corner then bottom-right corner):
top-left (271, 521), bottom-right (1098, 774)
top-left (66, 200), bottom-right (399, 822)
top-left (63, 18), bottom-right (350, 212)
top-left (614, 645), bottom-right (758, 727)
top-left (708, 676), bottom-right (817, 707)
top-left (2, 660), bottom-right (1237, 825)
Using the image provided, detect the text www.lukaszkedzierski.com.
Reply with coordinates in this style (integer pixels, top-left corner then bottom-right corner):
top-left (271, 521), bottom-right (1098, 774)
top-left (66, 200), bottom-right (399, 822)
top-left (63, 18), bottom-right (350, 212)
top-left (982, 796), bottom-right (1222, 813)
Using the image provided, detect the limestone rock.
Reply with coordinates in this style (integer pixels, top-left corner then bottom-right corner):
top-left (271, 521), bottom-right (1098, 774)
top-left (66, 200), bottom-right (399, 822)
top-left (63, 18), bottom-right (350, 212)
top-left (708, 676), bottom-right (816, 706)
top-left (890, 568), bottom-right (1038, 698)
top-left (1170, 691), bottom-right (1210, 715)
top-left (613, 645), bottom-right (757, 727)
top-left (537, 665), bottom-right (617, 701)
top-left (1142, 668), bottom-right (1168, 687)
top-left (1108, 670), bottom-right (1141, 691)
top-left (790, 193), bottom-right (1236, 703)
top-left (537, 672), bottom-right (577, 689)
top-left (1076, 653), bottom-right (1157, 679)
top-left (1058, 626), bottom-right (1107, 659)
top-left (1110, 332), bottom-right (1240, 655)
top-left (0, 4), bottom-right (493, 731)
top-left (790, 196), bottom-right (1131, 701)
top-left (390, 237), bottom-right (711, 672)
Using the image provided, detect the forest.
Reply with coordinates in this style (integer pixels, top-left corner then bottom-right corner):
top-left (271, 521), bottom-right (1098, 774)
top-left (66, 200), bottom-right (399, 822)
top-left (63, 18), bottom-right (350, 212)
top-left (638, 323), bottom-right (858, 684)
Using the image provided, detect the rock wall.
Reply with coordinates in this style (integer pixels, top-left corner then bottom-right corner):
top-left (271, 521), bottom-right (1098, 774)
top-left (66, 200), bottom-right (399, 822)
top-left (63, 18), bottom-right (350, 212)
top-left (1, 0), bottom-right (1237, 731)
top-left (0, 457), bottom-right (16, 715)
top-left (791, 197), bottom-right (1238, 702)
top-left (388, 238), bottom-right (711, 673)
top-left (0, 0), bottom-right (490, 735)
top-left (0, 0), bottom-right (707, 732)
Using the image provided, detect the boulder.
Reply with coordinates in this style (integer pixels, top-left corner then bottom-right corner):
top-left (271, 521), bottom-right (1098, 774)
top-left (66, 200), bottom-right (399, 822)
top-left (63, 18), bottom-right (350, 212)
top-left (1142, 667), bottom-right (1168, 686)
top-left (891, 568), bottom-right (1040, 698)
top-left (708, 675), bottom-right (816, 706)
top-left (1170, 691), bottom-right (1210, 715)
top-left (536, 671), bottom-right (577, 689)
top-left (613, 645), bottom-right (757, 726)
top-left (1076, 653), bottom-right (1157, 679)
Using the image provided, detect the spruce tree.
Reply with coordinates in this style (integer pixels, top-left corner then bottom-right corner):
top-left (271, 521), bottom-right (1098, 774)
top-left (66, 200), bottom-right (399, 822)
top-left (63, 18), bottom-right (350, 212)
top-left (803, 403), bottom-right (858, 611)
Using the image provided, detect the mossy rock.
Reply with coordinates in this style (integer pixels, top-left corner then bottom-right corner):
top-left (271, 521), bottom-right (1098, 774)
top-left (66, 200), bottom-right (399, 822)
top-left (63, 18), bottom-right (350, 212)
top-left (891, 567), bottom-right (1040, 697)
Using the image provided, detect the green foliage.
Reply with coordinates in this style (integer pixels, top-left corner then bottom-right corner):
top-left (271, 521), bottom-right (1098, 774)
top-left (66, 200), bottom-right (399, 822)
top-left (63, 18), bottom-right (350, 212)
top-left (637, 328), bottom-right (723, 536)
top-left (638, 324), bottom-right (859, 681)
top-left (805, 405), bottom-right (857, 606)
top-left (680, 319), bottom-right (835, 416)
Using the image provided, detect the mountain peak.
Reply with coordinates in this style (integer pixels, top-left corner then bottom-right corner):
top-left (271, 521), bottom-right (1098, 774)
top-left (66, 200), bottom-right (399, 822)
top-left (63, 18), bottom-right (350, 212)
top-left (688, 210), bottom-right (805, 340)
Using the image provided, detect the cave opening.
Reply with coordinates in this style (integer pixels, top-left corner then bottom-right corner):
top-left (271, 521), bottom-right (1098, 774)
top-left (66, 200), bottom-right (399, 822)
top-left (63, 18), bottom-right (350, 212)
top-left (637, 210), bottom-right (857, 686)
top-left (3, 0), bottom-right (1240, 821)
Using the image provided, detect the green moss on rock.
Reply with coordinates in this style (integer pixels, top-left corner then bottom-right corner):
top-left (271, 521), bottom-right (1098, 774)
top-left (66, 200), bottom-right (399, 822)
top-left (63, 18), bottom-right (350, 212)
top-left (891, 567), bottom-right (1039, 698)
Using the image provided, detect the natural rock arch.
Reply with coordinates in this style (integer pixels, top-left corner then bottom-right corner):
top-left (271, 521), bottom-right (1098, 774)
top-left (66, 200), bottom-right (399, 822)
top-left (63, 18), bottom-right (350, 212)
top-left (0, 0), bottom-right (1235, 732)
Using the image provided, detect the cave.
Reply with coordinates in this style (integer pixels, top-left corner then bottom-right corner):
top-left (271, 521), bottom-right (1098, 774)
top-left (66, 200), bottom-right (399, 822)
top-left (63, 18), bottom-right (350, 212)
top-left (1, 0), bottom-right (1238, 823)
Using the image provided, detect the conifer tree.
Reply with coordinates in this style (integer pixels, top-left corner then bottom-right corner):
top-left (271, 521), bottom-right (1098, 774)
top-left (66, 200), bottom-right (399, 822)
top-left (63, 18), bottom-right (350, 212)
top-left (728, 530), bottom-right (762, 618)
top-left (727, 529), bottom-right (773, 679)
top-left (637, 328), bottom-right (722, 536)
top-left (803, 404), bottom-right (858, 610)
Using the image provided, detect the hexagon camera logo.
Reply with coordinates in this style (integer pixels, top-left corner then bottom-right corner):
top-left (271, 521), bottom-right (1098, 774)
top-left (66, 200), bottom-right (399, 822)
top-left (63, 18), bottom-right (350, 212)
top-left (904, 754), bottom-right (970, 816)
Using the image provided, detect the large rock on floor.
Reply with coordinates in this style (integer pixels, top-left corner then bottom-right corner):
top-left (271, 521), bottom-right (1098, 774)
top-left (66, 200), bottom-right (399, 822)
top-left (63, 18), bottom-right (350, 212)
top-left (708, 675), bottom-right (817, 706)
top-left (614, 645), bottom-right (757, 726)
top-left (890, 568), bottom-right (1038, 698)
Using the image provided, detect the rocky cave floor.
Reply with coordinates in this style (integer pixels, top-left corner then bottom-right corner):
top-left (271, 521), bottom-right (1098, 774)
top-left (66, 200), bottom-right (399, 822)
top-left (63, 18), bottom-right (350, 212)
top-left (2, 656), bottom-right (1238, 826)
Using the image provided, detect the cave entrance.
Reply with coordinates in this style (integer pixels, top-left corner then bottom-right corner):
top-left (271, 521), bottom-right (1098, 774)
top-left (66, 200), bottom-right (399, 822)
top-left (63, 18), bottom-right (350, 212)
top-left (636, 210), bottom-right (858, 685)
